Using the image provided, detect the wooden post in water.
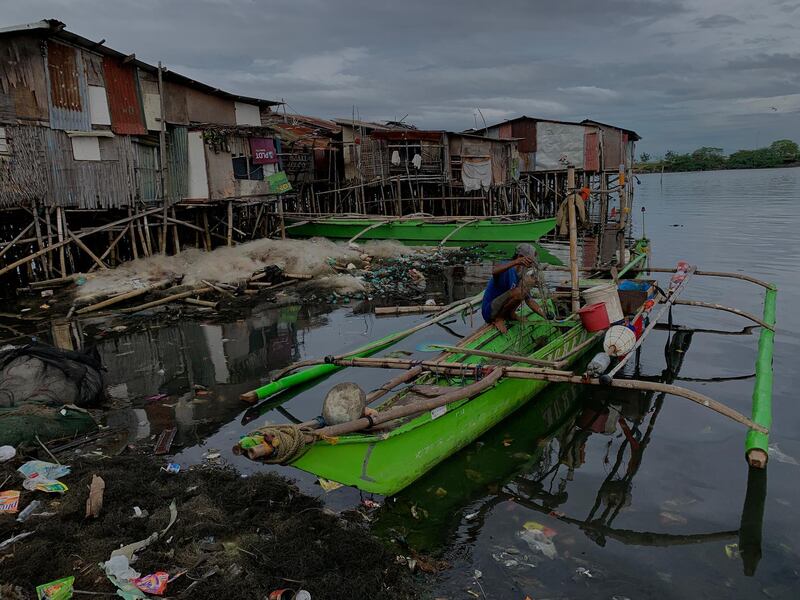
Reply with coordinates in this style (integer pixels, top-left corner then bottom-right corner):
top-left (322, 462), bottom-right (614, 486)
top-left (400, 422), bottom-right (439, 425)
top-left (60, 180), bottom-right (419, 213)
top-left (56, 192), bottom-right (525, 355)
top-left (157, 61), bottom-right (169, 254)
top-left (55, 206), bottom-right (66, 276)
top-left (227, 201), bottom-right (233, 246)
top-left (617, 163), bottom-right (627, 267)
top-left (567, 164), bottom-right (580, 313)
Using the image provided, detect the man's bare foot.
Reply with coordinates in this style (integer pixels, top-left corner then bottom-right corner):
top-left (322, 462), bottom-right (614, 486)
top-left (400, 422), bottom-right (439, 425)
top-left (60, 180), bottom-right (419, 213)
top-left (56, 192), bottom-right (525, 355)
top-left (493, 318), bottom-right (508, 334)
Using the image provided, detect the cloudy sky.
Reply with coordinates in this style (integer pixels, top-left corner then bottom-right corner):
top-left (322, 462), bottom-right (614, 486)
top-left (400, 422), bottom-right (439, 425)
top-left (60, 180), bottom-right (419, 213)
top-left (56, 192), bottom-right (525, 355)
top-left (3, 0), bottom-right (799, 155)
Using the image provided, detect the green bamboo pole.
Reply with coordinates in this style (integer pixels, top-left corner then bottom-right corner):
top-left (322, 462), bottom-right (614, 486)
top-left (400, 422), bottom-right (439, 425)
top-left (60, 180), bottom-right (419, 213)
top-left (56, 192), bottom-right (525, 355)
top-left (745, 287), bottom-right (777, 468)
top-left (240, 294), bottom-right (483, 402)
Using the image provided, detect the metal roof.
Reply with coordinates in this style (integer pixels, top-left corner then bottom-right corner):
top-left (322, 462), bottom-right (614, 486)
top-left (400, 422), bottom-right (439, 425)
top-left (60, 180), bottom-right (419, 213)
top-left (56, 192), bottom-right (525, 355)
top-left (0, 19), bottom-right (282, 108)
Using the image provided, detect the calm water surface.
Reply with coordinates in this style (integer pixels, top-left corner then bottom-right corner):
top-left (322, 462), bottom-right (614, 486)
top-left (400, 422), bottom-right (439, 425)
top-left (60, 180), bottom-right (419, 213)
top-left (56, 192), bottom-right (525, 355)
top-left (89, 168), bottom-right (800, 599)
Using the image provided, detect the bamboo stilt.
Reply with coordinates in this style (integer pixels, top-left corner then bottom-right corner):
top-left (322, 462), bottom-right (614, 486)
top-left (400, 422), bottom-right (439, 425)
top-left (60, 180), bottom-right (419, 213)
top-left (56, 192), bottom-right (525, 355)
top-left (67, 230), bottom-right (107, 270)
top-left (227, 201), bottom-right (233, 247)
top-left (567, 165), bottom-right (580, 313)
top-left (56, 206), bottom-right (66, 276)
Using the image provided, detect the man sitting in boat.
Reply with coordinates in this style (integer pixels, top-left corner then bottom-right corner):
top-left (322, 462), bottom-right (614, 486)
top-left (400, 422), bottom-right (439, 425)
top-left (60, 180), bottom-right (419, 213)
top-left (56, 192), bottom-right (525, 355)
top-left (481, 243), bottom-right (546, 334)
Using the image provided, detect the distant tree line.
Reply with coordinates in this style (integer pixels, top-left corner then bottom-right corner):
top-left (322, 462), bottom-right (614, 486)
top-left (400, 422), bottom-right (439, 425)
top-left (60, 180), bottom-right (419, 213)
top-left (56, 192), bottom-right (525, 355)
top-left (636, 139), bottom-right (799, 173)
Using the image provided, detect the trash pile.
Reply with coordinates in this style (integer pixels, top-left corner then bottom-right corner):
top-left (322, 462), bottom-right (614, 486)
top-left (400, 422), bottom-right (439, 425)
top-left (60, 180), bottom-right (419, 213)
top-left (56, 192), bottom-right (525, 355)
top-left (0, 455), bottom-right (419, 600)
top-left (359, 246), bottom-right (484, 303)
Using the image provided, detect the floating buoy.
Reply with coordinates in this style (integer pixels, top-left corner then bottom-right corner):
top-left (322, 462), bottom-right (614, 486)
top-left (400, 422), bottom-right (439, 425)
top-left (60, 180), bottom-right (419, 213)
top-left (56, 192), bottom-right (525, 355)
top-left (603, 325), bottom-right (636, 357)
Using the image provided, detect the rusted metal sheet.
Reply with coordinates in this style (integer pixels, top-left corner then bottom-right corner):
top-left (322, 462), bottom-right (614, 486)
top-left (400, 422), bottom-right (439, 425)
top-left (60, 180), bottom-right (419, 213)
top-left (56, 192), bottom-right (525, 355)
top-left (0, 125), bottom-right (49, 207)
top-left (370, 130), bottom-right (444, 142)
top-left (599, 125), bottom-right (622, 170)
top-left (0, 37), bottom-right (50, 123)
top-left (47, 41), bottom-right (91, 131)
top-left (103, 56), bottom-right (146, 134)
top-left (511, 120), bottom-right (536, 153)
top-left (498, 123), bottom-right (513, 139)
top-left (185, 86), bottom-right (235, 125)
top-left (167, 125), bottom-right (189, 201)
top-left (583, 130), bottom-right (599, 172)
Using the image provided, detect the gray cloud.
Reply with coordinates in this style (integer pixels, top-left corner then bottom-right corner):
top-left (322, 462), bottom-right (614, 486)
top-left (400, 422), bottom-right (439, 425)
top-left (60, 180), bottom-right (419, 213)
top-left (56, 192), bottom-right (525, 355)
top-left (695, 14), bottom-right (744, 28)
top-left (1, 0), bottom-right (798, 155)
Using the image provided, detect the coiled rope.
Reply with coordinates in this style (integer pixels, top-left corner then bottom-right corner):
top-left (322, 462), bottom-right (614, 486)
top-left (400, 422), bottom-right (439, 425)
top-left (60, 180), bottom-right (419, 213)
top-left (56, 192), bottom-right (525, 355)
top-left (248, 424), bottom-right (311, 464)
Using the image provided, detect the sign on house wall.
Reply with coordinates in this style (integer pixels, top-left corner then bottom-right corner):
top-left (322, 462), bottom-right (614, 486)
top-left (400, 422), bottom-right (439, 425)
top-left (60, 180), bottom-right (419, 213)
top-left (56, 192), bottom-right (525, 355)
top-left (250, 137), bottom-right (278, 164)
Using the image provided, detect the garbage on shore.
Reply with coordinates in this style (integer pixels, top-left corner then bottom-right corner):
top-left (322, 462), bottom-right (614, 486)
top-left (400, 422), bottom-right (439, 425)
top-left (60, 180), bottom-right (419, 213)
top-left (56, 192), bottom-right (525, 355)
top-left (0, 455), bottom-right (419, 600)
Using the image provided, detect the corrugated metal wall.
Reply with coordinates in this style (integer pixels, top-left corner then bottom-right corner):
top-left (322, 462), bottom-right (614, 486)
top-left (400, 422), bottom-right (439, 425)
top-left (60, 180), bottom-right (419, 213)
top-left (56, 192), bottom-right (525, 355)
top-left (44, 129), bottom-right (137, 208)
top-left (103, 56), bottom-right (146, 135)
top-left (167, 126), bottom-right (189, 201)
top-left (135, 142), bottom-right (161, 202)
top-left (46, 41), bottom-right (91, 131)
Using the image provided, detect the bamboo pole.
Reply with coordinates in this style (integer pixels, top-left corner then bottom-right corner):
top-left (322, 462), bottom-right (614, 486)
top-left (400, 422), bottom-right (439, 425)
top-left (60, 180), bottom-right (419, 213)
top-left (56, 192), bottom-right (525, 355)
top-left (44, 206), bottom-right (55, 275)
top-left (0, 222), bottom-right (34, 261)
top-left (119, 286), bottom-right (213, 314)
top-left (171, 208), bottom-right (181, 254)
top-left (438, 218), bottom-right (478, 248)
top-left (157, 61), bottom-right (169, 255)
top-left (314, 368), bottom-right (505, 438)
top-left (374, 305), bottom-right (443, 315)
top-left (31, 199), bottom-right (48, 279)
top-left (321, 358), bottom-right (765, 434)
top-left (67, 231), bottom-right (108, 270)
top-left (184, 297), bottom-right (218, 309)
top-left (227, 201), bottom-right (233, 246)
top-left (567, 164), bottom-right (580, 313)
top-left (128, 208), bottom-right (139, 260)
top-left (674, 299), bottom-right (774, 331)
top-left (142, 214), bottom-right (154, 256)
top-left (75, 282), bottom-right (170, 314)
top-left (605, 267), bottom-right (694, 380)
top-left (629, 268), bottom-right (775, 291)
top-left (202, 209), bottom-right (212, 250)
top-left (426, 344), bottom-right (560, 367)
top-left (617, 164), bottom-right (628, 267)
top-left (240, 294), bottom-right (483, 402)
top-left (56, 206), bottom-right (66, 276)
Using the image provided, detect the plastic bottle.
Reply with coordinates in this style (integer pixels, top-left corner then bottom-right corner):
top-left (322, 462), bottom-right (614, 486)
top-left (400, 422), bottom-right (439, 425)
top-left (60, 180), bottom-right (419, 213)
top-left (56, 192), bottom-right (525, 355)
top-left (586, 352), bottom-right (611, 377)
top-left (17, 500), bottom-right (42, 523)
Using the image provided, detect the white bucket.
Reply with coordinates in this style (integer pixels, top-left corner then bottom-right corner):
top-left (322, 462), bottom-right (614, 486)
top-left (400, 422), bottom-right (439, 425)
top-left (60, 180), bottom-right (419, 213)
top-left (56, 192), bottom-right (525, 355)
top-left (582, 283), bottom-right (624, 323)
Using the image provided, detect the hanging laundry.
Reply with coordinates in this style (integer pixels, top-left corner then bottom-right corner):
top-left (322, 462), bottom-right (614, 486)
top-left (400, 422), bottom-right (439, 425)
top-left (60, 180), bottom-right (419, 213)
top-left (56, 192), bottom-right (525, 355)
top-left (411, 153), bottom-right (422, 169)
top-left (461, 157), bottom-right (492, 191)
top-left (391, 150), bottom-right (401, 166)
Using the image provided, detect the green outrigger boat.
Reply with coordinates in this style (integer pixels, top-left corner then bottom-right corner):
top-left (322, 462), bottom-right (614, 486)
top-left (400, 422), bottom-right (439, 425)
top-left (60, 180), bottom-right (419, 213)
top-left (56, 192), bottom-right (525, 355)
top-left (284, 215), bottom-right (557, 246)
top-left (236, 248), bottom-right (775, 496)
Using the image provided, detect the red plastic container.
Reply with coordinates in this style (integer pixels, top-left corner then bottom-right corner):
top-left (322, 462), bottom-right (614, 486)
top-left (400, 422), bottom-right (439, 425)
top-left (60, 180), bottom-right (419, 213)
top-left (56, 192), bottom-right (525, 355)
top-left (578, 302), bottom-right (610, 332)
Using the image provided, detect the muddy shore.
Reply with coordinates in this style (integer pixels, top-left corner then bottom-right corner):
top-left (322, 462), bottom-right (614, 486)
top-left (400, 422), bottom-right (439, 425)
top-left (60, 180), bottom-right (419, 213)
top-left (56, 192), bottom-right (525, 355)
top-left (0, 452), bottom-right (422, 599)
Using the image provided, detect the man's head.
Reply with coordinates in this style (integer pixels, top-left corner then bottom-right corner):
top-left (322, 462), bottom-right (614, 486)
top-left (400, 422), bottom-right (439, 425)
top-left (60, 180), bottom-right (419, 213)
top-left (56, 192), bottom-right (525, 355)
top-left (515, 243), bottom-right (537, 261)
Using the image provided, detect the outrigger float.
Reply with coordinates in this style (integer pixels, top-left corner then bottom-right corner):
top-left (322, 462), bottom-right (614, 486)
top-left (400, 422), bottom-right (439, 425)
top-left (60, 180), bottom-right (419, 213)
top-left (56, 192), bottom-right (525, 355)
top-left (235, 168), bottom-right (777, 496)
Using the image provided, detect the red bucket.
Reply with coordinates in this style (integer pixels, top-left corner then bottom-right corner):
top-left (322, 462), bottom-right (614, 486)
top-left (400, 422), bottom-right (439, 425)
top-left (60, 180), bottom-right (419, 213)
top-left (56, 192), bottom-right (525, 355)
top-left (578, 302), bottom-right (610, 332)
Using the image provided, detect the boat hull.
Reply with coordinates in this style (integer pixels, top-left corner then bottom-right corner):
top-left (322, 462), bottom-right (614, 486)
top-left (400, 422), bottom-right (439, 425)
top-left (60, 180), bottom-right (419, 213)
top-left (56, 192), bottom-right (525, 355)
top-left (285, 218), bottom-right (557, 244)
top-left (292, 324), bottom-right (595, 496)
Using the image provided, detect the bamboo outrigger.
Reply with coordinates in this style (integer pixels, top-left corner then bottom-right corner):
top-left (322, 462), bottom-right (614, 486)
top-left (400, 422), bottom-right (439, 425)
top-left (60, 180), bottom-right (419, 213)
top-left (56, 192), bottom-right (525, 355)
top-left (235, 164), bottom-right (776, 494)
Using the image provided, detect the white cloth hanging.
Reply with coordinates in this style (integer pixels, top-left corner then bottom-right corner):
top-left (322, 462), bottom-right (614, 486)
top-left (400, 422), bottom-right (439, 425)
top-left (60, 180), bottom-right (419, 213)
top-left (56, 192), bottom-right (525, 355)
top-left (391, 150), bottom-right (401, 166)
top-left (461, 157), bottom-right (492, 191)
top-left (411, 153), bottom-right (422, 169)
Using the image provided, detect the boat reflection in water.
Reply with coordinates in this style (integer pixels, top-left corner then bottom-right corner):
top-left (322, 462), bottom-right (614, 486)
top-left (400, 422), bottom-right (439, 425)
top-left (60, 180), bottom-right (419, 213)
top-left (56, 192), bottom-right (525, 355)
top-left (375, 329), bottom-right (767, 578)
